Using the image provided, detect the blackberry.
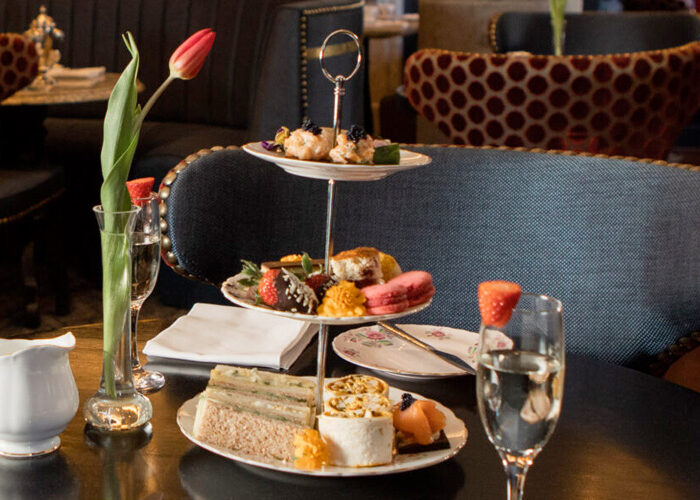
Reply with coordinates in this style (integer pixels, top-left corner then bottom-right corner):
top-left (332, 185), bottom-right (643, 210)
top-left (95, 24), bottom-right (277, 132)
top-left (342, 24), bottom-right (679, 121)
top-left (346, 124), bottom-right (368, 143)
top-left (399, 393), bottom-right (415, 411)
top-left (301, 119), bottom-right (322, 135)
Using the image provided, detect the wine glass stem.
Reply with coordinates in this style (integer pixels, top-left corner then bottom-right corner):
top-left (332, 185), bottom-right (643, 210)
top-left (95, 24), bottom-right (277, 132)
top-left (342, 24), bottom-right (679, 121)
top-left (130, 302), bottom-right (143, 371)
top-left (505, 461), bottom-right (529, 500)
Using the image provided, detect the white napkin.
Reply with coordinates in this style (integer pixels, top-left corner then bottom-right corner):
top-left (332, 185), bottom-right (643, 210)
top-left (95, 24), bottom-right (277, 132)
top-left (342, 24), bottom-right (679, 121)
top-left (48, 65), bottom-right (106, 80)
top-left (143, 303), bottom-right (318, 370)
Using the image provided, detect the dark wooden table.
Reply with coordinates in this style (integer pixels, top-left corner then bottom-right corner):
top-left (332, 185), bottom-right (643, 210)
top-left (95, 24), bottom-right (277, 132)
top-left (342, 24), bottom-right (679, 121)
top-left (4, 319), bottom-right (698, 500)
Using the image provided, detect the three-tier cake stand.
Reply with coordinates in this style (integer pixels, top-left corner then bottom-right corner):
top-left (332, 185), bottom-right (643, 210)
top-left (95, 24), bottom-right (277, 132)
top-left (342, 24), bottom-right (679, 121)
top-left (223, 30), bottom-right (432, 410)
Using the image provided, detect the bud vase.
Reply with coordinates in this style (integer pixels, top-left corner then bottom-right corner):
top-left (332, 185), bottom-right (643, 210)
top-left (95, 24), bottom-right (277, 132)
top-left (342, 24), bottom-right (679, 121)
top-left (83, 205), bottom-right (152, 431)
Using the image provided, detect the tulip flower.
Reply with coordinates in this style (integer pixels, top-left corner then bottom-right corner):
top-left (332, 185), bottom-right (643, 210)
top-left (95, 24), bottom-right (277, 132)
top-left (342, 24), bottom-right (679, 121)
top-left (169, 28), bottom-right (216, 80)
top-left (138, 28), bottom-right (216, 126)
top-left (98, 29), bottom-right (215, 398)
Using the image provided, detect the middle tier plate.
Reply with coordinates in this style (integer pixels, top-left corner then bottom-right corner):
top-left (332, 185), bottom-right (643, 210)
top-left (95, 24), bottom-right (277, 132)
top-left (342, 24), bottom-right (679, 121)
top-left (221, 276), bottom-right (432, 325)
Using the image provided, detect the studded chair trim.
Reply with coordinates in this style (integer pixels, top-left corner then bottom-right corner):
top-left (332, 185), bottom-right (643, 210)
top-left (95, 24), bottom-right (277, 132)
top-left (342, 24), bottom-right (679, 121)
top-left (158, 143), bottom-right (699, 285)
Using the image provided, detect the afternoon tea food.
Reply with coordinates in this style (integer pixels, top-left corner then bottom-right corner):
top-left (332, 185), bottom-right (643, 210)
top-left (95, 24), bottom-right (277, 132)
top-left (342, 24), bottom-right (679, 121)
top-left (193, 365), bottom-right (316, 461)
top-left (193, 366), bottom-right (452, 470)
top-left (228, 249), bottom-right (434, 317)
top-left (324, 374), bottom-right (389, 400)
top-left (262, 119), bottom-right (400, 165)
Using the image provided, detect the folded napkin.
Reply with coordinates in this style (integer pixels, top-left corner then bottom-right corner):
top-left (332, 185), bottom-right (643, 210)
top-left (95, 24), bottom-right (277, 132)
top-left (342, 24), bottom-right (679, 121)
top-left (48, 65), bottom-right (106, 79)
top-left (143, 303), bottom-right (318, 370)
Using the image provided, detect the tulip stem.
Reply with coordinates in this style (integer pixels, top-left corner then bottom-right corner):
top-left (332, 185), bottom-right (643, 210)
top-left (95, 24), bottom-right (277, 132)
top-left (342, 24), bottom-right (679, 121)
top-left (137, 75), bottom-right (175, 130)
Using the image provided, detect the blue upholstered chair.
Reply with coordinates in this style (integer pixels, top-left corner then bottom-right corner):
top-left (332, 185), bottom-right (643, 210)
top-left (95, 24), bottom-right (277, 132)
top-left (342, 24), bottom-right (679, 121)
top-left (158, 145), bottom-right (699, 370)
top-left (488, 11), bottom-right (700, 55)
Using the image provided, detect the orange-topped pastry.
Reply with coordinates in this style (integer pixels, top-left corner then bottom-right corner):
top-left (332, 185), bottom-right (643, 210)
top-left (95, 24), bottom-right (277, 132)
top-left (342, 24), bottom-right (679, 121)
top-left (317, 281), bottom-right (366, 317)
top-left (330, 247), bottom-right (382, 286)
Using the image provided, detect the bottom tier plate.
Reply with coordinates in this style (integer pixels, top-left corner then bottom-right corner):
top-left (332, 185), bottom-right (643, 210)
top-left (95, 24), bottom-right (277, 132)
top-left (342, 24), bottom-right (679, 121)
top-left (176, 382), bottom-right (467, 477)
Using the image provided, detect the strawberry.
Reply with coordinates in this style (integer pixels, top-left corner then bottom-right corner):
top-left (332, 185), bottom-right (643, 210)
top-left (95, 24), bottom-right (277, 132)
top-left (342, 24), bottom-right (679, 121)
top-left (126, 177), bottom-right (155, 206)
top-left (305, 273), bottom-right (329, 293)
top-left (478, 280), bottom-right (522, 327)
top-left (258, 269), bottom-right (281, 306)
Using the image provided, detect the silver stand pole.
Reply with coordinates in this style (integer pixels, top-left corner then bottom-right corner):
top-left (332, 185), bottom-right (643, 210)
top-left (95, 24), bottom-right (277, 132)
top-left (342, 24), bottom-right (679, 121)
top-left (315, 29), bottom-right (362, 413)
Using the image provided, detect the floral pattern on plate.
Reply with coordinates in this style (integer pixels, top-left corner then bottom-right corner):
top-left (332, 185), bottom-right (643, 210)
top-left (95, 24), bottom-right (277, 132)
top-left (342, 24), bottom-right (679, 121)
top-left (333, 324), bottom-right (509, 380)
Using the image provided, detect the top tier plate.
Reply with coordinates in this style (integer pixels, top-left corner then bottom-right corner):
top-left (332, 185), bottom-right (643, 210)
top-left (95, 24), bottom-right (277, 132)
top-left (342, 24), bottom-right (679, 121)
top-left (242, 142), bottom-right (431, 181)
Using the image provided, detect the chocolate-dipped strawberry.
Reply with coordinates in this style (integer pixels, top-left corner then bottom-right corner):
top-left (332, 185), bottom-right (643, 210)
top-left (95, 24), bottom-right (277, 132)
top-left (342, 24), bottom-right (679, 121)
top-left (259, 268), bottom-right (318, 313)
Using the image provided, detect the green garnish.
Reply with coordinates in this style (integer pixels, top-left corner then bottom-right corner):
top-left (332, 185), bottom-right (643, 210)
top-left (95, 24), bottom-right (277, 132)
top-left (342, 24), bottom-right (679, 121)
top-left (373, 143), bottom-right (400, 164)
top-left (301, 252), bottom-right (313, 276)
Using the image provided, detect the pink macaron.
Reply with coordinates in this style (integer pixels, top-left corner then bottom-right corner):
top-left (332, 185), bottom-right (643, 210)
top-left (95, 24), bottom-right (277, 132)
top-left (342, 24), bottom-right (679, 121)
top-left (388, 271), bottom-right (435, 306)
top-left (362, 282), bottom-right (409, 315)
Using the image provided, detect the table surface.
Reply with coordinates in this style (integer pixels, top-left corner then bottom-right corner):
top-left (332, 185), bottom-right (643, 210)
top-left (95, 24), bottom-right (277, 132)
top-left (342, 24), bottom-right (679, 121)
top-left (1, 73), bottom-right (144, 106)
top-left (3, 319), bottom-right (698, 500)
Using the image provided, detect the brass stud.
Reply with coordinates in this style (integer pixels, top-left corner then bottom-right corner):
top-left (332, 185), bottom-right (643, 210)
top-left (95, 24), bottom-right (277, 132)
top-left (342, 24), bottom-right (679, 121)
top-left (159, 219), bottom-right (168, 234)
top-left (161, 235), bottom-right (171, 251)
top-left (166, 251), bottom-right (177, 264)
top-left (160, 186), bottom-right (170, 199)
top-left (163, 171), bottom-right (177, 186)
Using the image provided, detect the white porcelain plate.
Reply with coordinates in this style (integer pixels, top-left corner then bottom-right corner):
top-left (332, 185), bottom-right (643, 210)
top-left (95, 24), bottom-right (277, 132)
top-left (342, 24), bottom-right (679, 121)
top-left (221, 276), bottom-right (432, 326)
top-left (176, 381), bottom-right (467, 477)
top-left (242, 142), bottom-right (431, 181)
top-left (333, 324), bottom-right (482, 380)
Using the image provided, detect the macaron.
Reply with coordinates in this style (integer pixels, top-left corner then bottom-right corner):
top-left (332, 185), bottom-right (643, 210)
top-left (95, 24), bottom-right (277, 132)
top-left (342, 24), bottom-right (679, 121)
top-left (388, 271), bottom-right (435, 306)
top-left (362, 282), bottom-right (409, 315)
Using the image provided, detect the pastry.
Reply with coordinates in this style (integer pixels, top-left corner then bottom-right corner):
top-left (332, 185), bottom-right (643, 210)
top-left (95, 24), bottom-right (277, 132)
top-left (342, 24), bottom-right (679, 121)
top-left (316, 280), bottom-right (366, 317)
top-left (378, 251), bottom-right (402, 281)
top-left (328, 125), bottom-right (375, 164)
top-left (361, 282), bottom-right (409, 315)
top-left (317, 393), bottom-right (394, 467)
top-left (388, 271), bottom-right (435, 306)
top-left (192, 365), bottom-right (316, 462)
top-left (324, 374), bottom-right (389, 400)
top-left (283, 119), bottom-right (334, 161)
top-left (330, 247), bottom-right (382, 286)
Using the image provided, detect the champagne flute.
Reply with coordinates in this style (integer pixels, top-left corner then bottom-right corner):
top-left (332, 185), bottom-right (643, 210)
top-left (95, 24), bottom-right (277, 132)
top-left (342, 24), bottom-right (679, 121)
top-left (476, 292), bottom-right (565, 500)
top-left (130, 192), bottom-right (164, 394)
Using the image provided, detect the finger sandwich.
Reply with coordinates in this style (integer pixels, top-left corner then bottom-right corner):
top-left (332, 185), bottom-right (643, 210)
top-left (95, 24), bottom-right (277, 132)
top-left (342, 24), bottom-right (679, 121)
top-left (193, 365), bottom-right (316, 462)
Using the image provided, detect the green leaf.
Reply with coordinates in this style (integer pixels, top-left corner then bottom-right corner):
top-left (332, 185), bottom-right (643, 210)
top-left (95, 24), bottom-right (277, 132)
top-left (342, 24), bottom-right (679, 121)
top-left (100, 32), bottom-right (142, 214)
top-left (301, 252), bottom-right (313, 277)
top-left (373, 144), bottom-right (400, 165)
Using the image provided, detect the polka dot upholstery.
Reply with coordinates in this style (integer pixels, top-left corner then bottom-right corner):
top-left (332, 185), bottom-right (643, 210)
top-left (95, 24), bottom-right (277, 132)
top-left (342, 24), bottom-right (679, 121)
top-left (404, 42), bottom-right (700, 159)
top-left (0, 33), bottom-right (38, 101)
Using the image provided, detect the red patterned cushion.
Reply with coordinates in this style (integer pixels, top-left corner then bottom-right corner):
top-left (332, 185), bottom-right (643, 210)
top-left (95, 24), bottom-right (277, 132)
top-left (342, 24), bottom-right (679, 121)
top-left (405, 42), bottom-right (700, 159)
top-left (0, 33), bottom-right (39, 101)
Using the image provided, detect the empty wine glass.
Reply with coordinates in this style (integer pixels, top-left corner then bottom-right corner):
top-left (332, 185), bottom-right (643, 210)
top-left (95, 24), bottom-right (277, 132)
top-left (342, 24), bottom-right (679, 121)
top-left (476, 293), bottom-right (565, 500)
top-left (130, 192), bottom-right (164, 394)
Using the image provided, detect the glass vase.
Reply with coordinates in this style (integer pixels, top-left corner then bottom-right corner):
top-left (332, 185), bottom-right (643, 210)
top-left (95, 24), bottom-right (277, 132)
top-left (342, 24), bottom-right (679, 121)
top-left (83, 205), bottom-right (153, 431)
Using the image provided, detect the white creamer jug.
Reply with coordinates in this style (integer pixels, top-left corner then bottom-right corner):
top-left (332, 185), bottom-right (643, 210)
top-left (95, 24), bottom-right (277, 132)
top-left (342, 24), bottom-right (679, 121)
top-left (0, 332), bottom-right (79, 457)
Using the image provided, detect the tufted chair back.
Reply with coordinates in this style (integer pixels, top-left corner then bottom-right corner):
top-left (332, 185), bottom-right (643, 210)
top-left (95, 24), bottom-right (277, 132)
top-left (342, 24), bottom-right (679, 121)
top-left (404, 43), bottom-right (700, 159)
top-left (0, 0), bottom-right (364, 135)
top-left (158, 145), bottom-right (700, 369)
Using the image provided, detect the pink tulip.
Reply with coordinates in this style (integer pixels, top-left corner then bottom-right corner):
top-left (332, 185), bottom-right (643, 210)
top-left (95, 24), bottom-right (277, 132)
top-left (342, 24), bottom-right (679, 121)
top-left (169, 28), bottom-right (216, 80)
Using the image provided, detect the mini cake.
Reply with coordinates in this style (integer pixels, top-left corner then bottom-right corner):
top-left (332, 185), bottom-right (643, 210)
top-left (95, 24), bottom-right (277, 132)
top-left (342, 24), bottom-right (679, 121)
top-left (330, 247), bottom-right (382, 286)
top-left (328, 125), bottom-right (375, 164)
top-left (193, 365), bottom-right (316, 462)
top-left (284, 120), bottom-right (334, 161)
top-left (378, 252), bottom-right (402, 281)
top-left (324, 374), bottom-right (389, 400)
top-left (317, 393), bottom-right (394, 467)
